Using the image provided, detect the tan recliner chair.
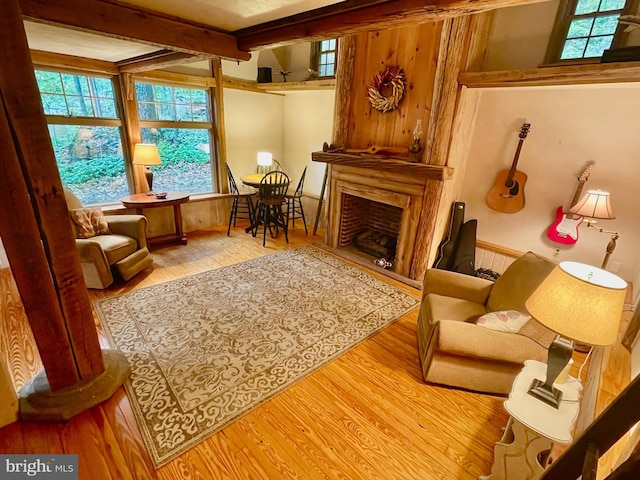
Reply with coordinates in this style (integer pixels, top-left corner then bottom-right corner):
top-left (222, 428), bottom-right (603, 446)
top-left (416, 252), bottom-right (557, 395)
top-left (63, 188), bottom-right (153, 289)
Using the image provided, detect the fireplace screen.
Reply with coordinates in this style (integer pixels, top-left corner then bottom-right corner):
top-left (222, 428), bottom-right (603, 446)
top-left (339, 194), bottom-right (402, 260)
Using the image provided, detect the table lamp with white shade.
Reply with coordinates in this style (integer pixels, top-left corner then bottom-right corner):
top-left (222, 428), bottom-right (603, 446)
top-left (525, 261), bottom-right (627, 408)
top-left (133, 143), bottom-right (162, 192)
top-left (256, 151), bottom-right (282, 174)
top-left (569, 189), bottom-right (618, 269)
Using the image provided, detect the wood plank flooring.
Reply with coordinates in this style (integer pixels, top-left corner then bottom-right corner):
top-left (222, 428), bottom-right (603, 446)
top-left (1, 224), bottom-right (508, 479)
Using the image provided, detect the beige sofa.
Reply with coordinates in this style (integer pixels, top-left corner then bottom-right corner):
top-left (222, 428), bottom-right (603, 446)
top-left (416, 252), bottom-right (557, 395)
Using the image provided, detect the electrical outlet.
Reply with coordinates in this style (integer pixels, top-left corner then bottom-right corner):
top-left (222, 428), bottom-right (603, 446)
top-left (552, 248), bottom-right (560, 262)
top-left (609, 261), bottom-right (622, 273)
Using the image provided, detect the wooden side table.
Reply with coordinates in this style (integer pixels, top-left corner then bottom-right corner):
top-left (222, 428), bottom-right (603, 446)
top-left (480, 360), bottom-right (582, 480)
top-left (120, 191), bottom-right (190, 247)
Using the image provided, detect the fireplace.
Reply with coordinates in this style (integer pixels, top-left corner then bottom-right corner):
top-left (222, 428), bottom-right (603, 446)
top-left (340, 194), bottom-right (402, 261)
top-left (312, 152), bottom-right (452, 282)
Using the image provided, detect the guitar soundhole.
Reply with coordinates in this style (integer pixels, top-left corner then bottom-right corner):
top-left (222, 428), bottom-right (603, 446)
top-left (508, 181), bottom-right (519, 196)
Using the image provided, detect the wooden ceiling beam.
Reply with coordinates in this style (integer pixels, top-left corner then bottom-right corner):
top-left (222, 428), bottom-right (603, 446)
top-left (30, 49), bottom-right (119, 74)
top-left (117, 50), bottom-right (204, 74)
top-left (19, 0), bottom-right (251, 61)
top-left (235, 0), bottom-right (550, 50)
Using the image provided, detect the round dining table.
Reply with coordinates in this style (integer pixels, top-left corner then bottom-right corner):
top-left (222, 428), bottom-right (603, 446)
top-left (240, 173), bottom-right (267, 188)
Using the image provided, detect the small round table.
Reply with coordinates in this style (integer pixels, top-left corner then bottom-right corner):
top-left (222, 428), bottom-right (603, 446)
top-left (240, 173), bottom-right (266, 188)
top-left (120, 191), bottom-right (190, 246)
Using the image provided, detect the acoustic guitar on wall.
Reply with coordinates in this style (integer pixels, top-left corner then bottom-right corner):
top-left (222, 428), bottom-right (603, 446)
top-left (546, 162), bottom-right (594, 245)
top-left (486, 123), bottom-right (531, 214)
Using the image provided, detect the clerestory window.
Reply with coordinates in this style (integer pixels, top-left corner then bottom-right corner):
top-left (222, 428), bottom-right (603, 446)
top-left (311, 39), bottom-right (337, 78)
top-left (546, 0), bottom-right (632, 62)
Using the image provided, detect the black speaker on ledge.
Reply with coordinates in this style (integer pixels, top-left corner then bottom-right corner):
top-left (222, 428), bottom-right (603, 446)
top-left (257, 67), bottom-right (272, 83)
top-left (600, 46), bottom-right (640, 63)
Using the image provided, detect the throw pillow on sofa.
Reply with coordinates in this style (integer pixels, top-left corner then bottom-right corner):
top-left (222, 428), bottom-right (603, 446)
top-left (69, 207), bottom-right (111, 239)
top-left (476, 310), bottom-right (531, 333)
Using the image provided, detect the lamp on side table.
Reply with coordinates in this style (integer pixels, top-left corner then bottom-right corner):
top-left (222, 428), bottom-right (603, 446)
top-left (524, 261), bottom-right (627, 408)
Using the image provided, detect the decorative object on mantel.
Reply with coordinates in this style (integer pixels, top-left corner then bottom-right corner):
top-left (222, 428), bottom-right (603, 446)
top-left (321, 142), bottom-right (408, 157)
top-left (367, 65), bottom-right (406, 113)
top-left (409, 119), bottom-right (424, 153)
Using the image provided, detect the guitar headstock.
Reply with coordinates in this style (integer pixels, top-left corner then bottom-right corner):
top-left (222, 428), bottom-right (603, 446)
top-left (519, 123), bottom-right (531, 139)
top-left (578, 161), bottom-right (595, 182)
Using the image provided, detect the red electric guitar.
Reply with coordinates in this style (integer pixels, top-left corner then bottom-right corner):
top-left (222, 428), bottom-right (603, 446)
top-left (546, 162), bottom-right (594, 245)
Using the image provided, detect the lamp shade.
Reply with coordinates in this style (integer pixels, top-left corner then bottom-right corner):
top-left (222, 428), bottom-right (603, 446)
top-left (569, 190), bottom-right (615, 219)
top-left (257, 151), bottom-right (273, 166)
top-left (525, 261), bottom-right (626, 346)
top-left (133, 144), bottom-right (162, 166)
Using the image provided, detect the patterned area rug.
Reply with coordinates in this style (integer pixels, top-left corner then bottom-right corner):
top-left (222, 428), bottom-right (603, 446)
top-left (94, 246), bottom-right (419, 467)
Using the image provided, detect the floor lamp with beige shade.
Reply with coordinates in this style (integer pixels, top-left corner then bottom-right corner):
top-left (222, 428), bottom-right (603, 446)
top-left (569, 189), bottom-right (618, 269)
top-left (525, 261), bottom-right (627, 408)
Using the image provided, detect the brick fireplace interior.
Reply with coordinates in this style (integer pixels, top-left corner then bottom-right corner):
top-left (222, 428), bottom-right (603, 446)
top-left (339, 194), bottom-right (402, 261)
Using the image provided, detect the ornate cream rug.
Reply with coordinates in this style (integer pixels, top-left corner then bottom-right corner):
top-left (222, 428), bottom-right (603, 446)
top-left (94, 246), bottom-right (419, 467)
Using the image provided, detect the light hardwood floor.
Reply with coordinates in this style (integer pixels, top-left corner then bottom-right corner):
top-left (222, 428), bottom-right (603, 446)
top-left (1, 224), bottom-right (509, 480)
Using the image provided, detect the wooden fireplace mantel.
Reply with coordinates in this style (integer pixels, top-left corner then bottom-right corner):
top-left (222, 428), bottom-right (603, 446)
top-left (311, 152), bottom-right (453, 181)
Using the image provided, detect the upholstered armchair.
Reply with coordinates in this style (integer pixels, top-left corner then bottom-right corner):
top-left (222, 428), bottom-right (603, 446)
top-left (63, 188), bottom-right (153, 289)
top-left (416, 252), bottom-right (557, 395)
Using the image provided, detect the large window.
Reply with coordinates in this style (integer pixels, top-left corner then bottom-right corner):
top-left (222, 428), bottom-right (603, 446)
top-left (311, 39), bottom-right (337, 78)
top-left (36, 70), bottom-right (128, 205)
top-left (135, 82), bottom-right (215, 194)
top-left (547, 0), bottom-right (630, 62)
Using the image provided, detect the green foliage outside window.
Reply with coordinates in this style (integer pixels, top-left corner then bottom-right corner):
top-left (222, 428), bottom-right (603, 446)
top-left (559, 0), bottom-right (628, 60)
top-left (47, 124), bottom-right (129, 205)
top-left (141, 128), bottom-right (213, 194)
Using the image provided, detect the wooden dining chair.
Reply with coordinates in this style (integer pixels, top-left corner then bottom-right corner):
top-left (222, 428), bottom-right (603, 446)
top-left (286, 166), bottom-right (307, 234)
top-left (252, 171), bottom-right (290, 246)
top-left (225, 163), bottom-right (255, 236)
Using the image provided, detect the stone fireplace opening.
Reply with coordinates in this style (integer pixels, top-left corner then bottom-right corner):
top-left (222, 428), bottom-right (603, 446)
top-left (339, 194), bottom-right (402, 262)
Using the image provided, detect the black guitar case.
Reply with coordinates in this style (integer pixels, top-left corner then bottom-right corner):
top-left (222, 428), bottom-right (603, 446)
top-left (433, 202), bottom-right (465, 270)
top-left (451, 219), bottom-right (477, 275)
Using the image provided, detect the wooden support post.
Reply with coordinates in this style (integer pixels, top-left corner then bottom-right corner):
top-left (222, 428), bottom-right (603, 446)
top-left (118, 72), bottom-right (148, 193)
top-left (212, 58), bottom-right (228, 194)
top-left (411, 16), bottom-right (473, 280)
top-left (0, 0), bottom-right (128, 420)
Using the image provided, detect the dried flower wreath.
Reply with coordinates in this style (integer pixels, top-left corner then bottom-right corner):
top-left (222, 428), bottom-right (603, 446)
top-left (367, 66), bottom-right (406, 113)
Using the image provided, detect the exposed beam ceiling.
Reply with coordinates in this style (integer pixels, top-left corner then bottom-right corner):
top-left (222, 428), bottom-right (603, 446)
top-left (19, 0), bottom-right (251, 61)
top-left (117, 51), bottom-right (203, 74)
top-left (235, 0), bottom-right (552, 50)
top-left (19, 0), bottom-right (551, 67)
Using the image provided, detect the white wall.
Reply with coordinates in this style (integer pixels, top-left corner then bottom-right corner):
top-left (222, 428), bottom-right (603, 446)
top-left (222, 54), bottom-right (258, 81)
top-left (484, 1), bottom-right (559, 71)
top-left (282, 90), bottom-right (336, 196)
top-left (223, 88), bottom-right (284, 180)
top-left (458, 84), bottom-right (640, 290)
